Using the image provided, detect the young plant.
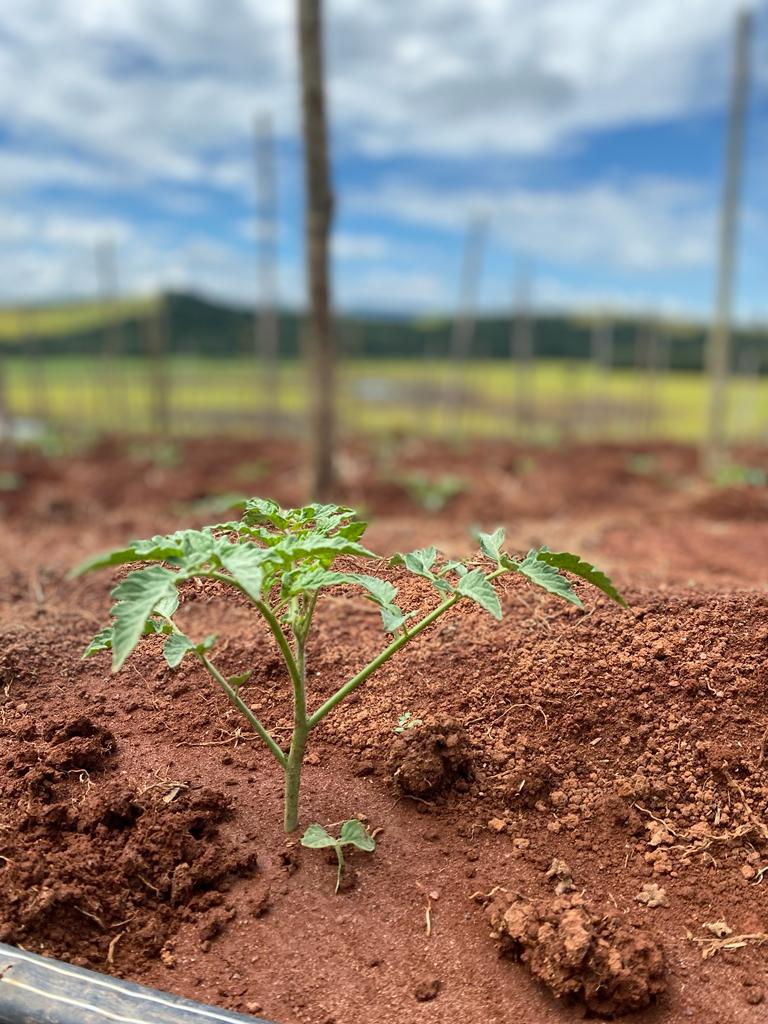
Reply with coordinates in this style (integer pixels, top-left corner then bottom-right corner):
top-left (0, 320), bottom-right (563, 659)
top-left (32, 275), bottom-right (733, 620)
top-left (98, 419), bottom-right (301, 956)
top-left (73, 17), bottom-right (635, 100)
top-left (393, 711), bottom-right (423, 734)
top-left (397, 472), bottom-right (466, 512)
top-left (74, 500), bottom-right (626, 833)
top-left (300, 820), bottom-right (376, 892)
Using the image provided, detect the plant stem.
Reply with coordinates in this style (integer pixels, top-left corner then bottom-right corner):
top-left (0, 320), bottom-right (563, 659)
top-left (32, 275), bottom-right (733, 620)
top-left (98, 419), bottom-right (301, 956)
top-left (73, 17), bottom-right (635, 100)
top-left (205, 571), bottom-right (302, 691)
top-left (283, 634), bottom-right (309, 832)
top-left (333, 842), bottom-right (345, 893)
top-left (308, 591), bottom-right (458, 728)
top-left (197, 652), bottom-right (287, 769)
top-left (308, 564), bottom-right (510, 729)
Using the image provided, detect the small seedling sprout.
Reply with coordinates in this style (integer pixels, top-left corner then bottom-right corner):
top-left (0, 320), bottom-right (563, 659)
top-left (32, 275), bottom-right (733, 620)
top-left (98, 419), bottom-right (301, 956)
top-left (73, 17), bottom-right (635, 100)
top-left (397, 472), bottom-right (466, 512)
top-left (393, 711), bottom-right (423, 734)
top-left (74, 499), bottom-right (626, 833)
top-left (300, 820), bottom-right (376, 892)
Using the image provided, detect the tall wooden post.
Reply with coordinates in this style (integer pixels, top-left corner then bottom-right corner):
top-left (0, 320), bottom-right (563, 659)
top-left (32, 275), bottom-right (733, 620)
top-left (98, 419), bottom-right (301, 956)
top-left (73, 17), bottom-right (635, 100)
top-left (254, 113), bottom-right (281, 426)
top-left (510, 260), bottom-right (534, 438)
top-left (18, 308), bottom-right (50, 429)
top-left (447, 215), bottom-right (486, 435)
top-left (96, 239), bottom-right (126, 432)
top-left (705, 9), bottom-right (752, 470)
top-left (298, 0), bottom-right (336, 499)
top-left (145, 296), bottom-right (170, 438)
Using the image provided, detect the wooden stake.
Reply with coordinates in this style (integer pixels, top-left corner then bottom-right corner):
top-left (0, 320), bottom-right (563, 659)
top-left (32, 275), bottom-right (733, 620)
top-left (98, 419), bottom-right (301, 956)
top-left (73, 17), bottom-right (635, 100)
top-left (145, 296), bottom-right (170, 437)
top-left (298, 0), bottom-right (336, 499)
top-left (510, 261), bottom-right (534, 438)
top-left (254, 112), bottom-right (281, 427)
top-left (447, 215), bottom-right (486, 435)
top-left (95, 239), bottom-right (127, 432)
top-left (705, 9), bottom-right (752, 471)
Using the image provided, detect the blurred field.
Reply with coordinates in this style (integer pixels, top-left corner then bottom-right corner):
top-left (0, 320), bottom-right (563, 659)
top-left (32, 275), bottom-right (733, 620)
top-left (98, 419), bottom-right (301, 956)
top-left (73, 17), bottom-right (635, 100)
top-left (2, 356), bottom-right (767, 444)
top-left (0, 298), bottom-right (158, 341)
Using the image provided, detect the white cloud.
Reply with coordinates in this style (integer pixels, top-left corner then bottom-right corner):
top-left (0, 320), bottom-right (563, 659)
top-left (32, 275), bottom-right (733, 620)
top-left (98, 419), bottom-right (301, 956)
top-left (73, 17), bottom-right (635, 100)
top-left (0, 0), bottom-right (755, 186)
top-left (332, 232), bottom-right (390, 260)
top-left (352, 177), bottom-right (718, 272)
top-left (0, 0), bottom-right (763, 315)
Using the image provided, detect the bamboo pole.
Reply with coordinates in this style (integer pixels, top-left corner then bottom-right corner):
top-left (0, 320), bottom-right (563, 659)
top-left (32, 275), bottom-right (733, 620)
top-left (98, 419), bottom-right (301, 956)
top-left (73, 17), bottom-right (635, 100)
top-left (705, 9), bottom-right (752, 470)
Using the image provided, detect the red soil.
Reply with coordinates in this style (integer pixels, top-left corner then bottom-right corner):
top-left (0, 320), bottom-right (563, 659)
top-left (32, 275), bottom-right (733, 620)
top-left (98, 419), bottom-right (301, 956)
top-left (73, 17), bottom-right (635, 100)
top-left (1, 438), bottom-right (768, 1023)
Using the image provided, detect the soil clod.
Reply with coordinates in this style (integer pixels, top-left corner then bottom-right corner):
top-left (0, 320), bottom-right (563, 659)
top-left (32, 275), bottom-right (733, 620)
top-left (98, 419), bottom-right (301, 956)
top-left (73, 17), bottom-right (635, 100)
top-left (481, 889), bottom-right (666, 1017)
top-left (389, 716), bottom-right (472, 798)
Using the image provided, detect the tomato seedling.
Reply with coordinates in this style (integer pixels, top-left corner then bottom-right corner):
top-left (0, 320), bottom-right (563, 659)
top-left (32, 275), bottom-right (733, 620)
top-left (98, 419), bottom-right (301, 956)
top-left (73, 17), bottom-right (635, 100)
top-left (75, 500), bottom-right (626, 832)
top-left (393, 711), bottom-right (423, 733)
top-left (300, 820), bottom-right (376, 892)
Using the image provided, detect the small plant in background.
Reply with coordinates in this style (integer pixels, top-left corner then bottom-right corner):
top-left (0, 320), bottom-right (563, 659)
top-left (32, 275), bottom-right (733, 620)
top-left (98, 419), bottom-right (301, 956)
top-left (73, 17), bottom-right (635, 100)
top-left (712, 462), bottom-right (767, 487)
top-left (0, 470), bottom-right (21, 492)
top-left (397, 471), bottom-right (466, 512)
top-left (393, 711), bottom-right (423, 734)
top-left (300, 820), bottom-right (376, 892)
top-left (127, 440), bottom-right (180, 469)
top-left (75, 500), bottom-right (626, 833)
top-left (625, 453), bottom-right (658, 476)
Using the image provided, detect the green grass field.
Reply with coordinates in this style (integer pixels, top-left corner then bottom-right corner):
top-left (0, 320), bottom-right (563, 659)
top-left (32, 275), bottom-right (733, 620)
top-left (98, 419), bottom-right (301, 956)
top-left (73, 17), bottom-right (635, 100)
top-left (2, 355), bottom-right (766, 444)
top-left (0, 297), bottom-right (158, 341)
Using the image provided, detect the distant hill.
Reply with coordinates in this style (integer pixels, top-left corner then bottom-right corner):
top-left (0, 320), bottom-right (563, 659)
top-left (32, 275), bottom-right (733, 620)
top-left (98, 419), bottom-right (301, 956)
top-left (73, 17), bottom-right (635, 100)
top-left (1, 290), bottom-right (766, 372)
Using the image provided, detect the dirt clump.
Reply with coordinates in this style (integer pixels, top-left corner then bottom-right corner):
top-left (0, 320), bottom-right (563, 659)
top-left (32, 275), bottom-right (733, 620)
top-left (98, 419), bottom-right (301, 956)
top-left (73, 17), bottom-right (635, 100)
top-left (481, 889), bottom-right (666, 1017)
top-left (0, 720), bottom-right (257, 971)
top-left (388, 716), bottom-right (472, 798)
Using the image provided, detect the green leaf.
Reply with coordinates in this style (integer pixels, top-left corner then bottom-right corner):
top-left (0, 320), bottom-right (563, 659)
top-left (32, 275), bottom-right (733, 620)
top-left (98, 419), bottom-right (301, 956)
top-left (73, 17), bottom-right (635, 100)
top-left (403, 546), bottom-right (438, 578)
top-left (70, 547), bottom-right (140, 578)
top-left (339, 819), bottom-right (376, 852)
top-left (228, 670), bottom-right (253, 689)
top-left (337, 519), bottom-right (367, 543)
top-left (477, 527), bottom-right (506, 563)
top-left (513, 550), bottom-right (583, 608)
top-left (154, 590), bottom-right (179, 618)
top-left (241, 497), bottom-right (290, 530)
top-left (82, 626), bottom-right (113, 659)
top-left (217, 544), bottom-right (267, 601)
top-left (275, 535), bottom-right (376, 567)
top-left (132, 533), bottom-right (189, 561)
top-left (300, 824), bottom-right (339, 850)
top-left (534, 549), bottom-right (627, 607)
top-left (70, 530), bottom-right (211, 578)
top-left (163, 632), bottom-right (194, 668)
top-left (110, 566), bottom-right (178, 672)
top-left (164, 632), bottom-right (217, 668)
top-left (379, 604), bottom-right (413, 634)
top-left (346, 574), bottom-right (398, 607)
top-left (456, 568), bottom-right (502, 620)
top-left (438, 560), bottom-right (468, 578)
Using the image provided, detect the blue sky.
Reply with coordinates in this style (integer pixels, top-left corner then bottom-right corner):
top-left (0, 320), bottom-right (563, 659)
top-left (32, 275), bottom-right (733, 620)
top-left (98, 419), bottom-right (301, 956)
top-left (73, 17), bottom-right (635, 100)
top-left (0, 0), bottom-right (766, 320)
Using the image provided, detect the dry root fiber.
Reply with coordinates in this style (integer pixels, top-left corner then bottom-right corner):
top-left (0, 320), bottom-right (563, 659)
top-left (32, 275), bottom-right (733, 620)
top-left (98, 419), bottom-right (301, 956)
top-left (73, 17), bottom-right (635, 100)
top-left (481, 890), bottom-right (666, 1017)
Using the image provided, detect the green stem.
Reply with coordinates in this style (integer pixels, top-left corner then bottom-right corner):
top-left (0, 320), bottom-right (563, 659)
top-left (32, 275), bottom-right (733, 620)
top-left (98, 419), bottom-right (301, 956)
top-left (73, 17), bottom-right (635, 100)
top-left (196, 651), bottom-right (287, 769)
top-left (308, 564), bottom-right (510, 729)
top-left (205, 571), bottom-right (302, 691)
top-left (284, 634), bottom-right (308, 832)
